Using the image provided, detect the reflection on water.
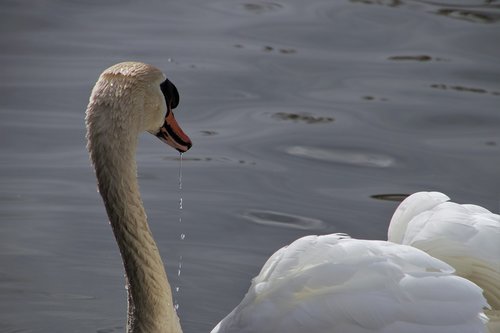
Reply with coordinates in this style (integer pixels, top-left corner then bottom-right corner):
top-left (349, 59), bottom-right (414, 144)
top-left (162, 155), bottom-right (257, 166)
top-left (351, 0), bottom-right (500, 24)
top-left (430, 83), bottom-right (500, 96)
top-left (243, 209), bottom-right (326, 230)
top-left (271, 111), bottom-right (334, 124)
top-left (242, 2), bottom-right (284, 14)
top-left (1, 0), bottom-right (500, 332)
top-left (370, 193), bottom-right (410, 202)
top-left (350, 0), bottom-right (403, 7)
top-left (388, 55), bottom-right (434, 61)
top-left (436, 8), bottom-right (500, 24)
top-left (96, 325), bottom-right (122, 333)
top-left (286, 146), bottom-right (396, 168)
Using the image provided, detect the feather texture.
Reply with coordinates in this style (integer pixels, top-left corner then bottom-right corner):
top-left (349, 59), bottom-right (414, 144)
top-left (389, 191), bottom-right (500, 332)
top-left (87, 63), bottom-right (493, 333)
top-left (212, 234), bottom-right (488, 333)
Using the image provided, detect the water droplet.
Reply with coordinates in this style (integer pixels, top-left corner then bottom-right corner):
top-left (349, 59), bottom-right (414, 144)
top-left (179, 153), bottom-right (183, 188)
top-left (175, 153), bottom-right (186, 306)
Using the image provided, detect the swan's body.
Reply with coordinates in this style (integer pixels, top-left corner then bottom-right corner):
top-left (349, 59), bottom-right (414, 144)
top-left (86, 62), bottom-right (488, 333)
top-left (212, 234), bottom-right (488, 333)
top-left (389, 192), bottom-right (500, 331)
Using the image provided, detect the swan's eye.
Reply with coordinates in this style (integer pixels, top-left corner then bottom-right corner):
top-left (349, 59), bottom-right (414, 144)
top-left (160, 79), bottom-right (180, 109)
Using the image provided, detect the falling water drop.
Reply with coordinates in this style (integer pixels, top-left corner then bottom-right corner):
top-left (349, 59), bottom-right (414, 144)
top-left (179, 153), bottom-right (183, 191)
top-left (174, 153), bottom-right (185, 311)
top-left (177, 258), bottom-right (182, 277)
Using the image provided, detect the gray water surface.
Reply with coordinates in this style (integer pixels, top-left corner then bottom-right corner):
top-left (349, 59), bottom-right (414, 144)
top-left (1, 1), bottom-right (500, 332)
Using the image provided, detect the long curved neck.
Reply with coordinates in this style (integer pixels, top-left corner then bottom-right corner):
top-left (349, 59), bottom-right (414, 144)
top-left (89, 125), bottom-right (182, 333)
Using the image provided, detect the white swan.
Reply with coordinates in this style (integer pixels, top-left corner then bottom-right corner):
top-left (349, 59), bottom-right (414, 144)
top-left (86, 62), bottom-right (191, 333)
top-left (389, 192), bottom-right (500, 332)
top-left (86, 62), bottom-right (489, 333)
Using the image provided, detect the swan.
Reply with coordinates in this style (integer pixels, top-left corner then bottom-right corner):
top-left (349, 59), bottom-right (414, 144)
top-left (388, 192), bottom-right (500, 332)
top-left (86, 62), bottom-right (489, 333)
top-left (86, 62), bottom-right (191, 333)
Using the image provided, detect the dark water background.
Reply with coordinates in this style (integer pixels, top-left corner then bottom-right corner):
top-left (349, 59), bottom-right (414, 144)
top-left (1, 0), bottom-right (499, 332)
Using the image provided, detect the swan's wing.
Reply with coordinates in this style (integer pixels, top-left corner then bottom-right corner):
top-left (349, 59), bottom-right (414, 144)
top-left (388, 191), bottom-right (450, 244)
top-left (212, 234), bottom-right (488, 333)
top-left (389, 192), bottom-right (500, 310)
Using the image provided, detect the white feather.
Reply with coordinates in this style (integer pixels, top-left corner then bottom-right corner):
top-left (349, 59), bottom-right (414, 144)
top-left (389, 191), bottom-right (500, 332)
top-left (87, 63), bottom-right (493, 333)
top-left (212, 234), bottom-right (488, 333)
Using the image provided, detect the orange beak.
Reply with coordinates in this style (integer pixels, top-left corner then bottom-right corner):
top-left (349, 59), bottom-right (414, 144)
top-left (156, 103), bottom-right (192, 153)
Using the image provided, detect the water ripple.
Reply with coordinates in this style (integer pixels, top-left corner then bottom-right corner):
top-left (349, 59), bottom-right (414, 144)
top-left (271, 112), bottom-right (334, 124)
top-left (243, 2), bottom-right (284, 14)
top-left (285, 146), bottom-right (396, 168)
top-left (96, 326), bottom-right (123, 333)
top-left (243, 209), bottom-right (325, 230)
top-left (436, 8), bottom-right (500, 24)
top-left (371, 193), bottom-right (409, 202)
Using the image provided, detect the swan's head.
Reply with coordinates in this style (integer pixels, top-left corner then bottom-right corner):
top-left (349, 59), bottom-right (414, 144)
top-left (86, 62), bottom-right (192, 153)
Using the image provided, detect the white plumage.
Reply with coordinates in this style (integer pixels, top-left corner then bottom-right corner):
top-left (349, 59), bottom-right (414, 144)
top-left (389, 191), bottom-right (500, 332)
top-left (87, 63), bottom-right (493, 333)
top-left (212, 234), bottom-right (488, 333)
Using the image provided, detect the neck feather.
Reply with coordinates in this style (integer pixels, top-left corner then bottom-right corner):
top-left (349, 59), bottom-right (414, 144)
top-left (88, 117), bottom-right (182, 333)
